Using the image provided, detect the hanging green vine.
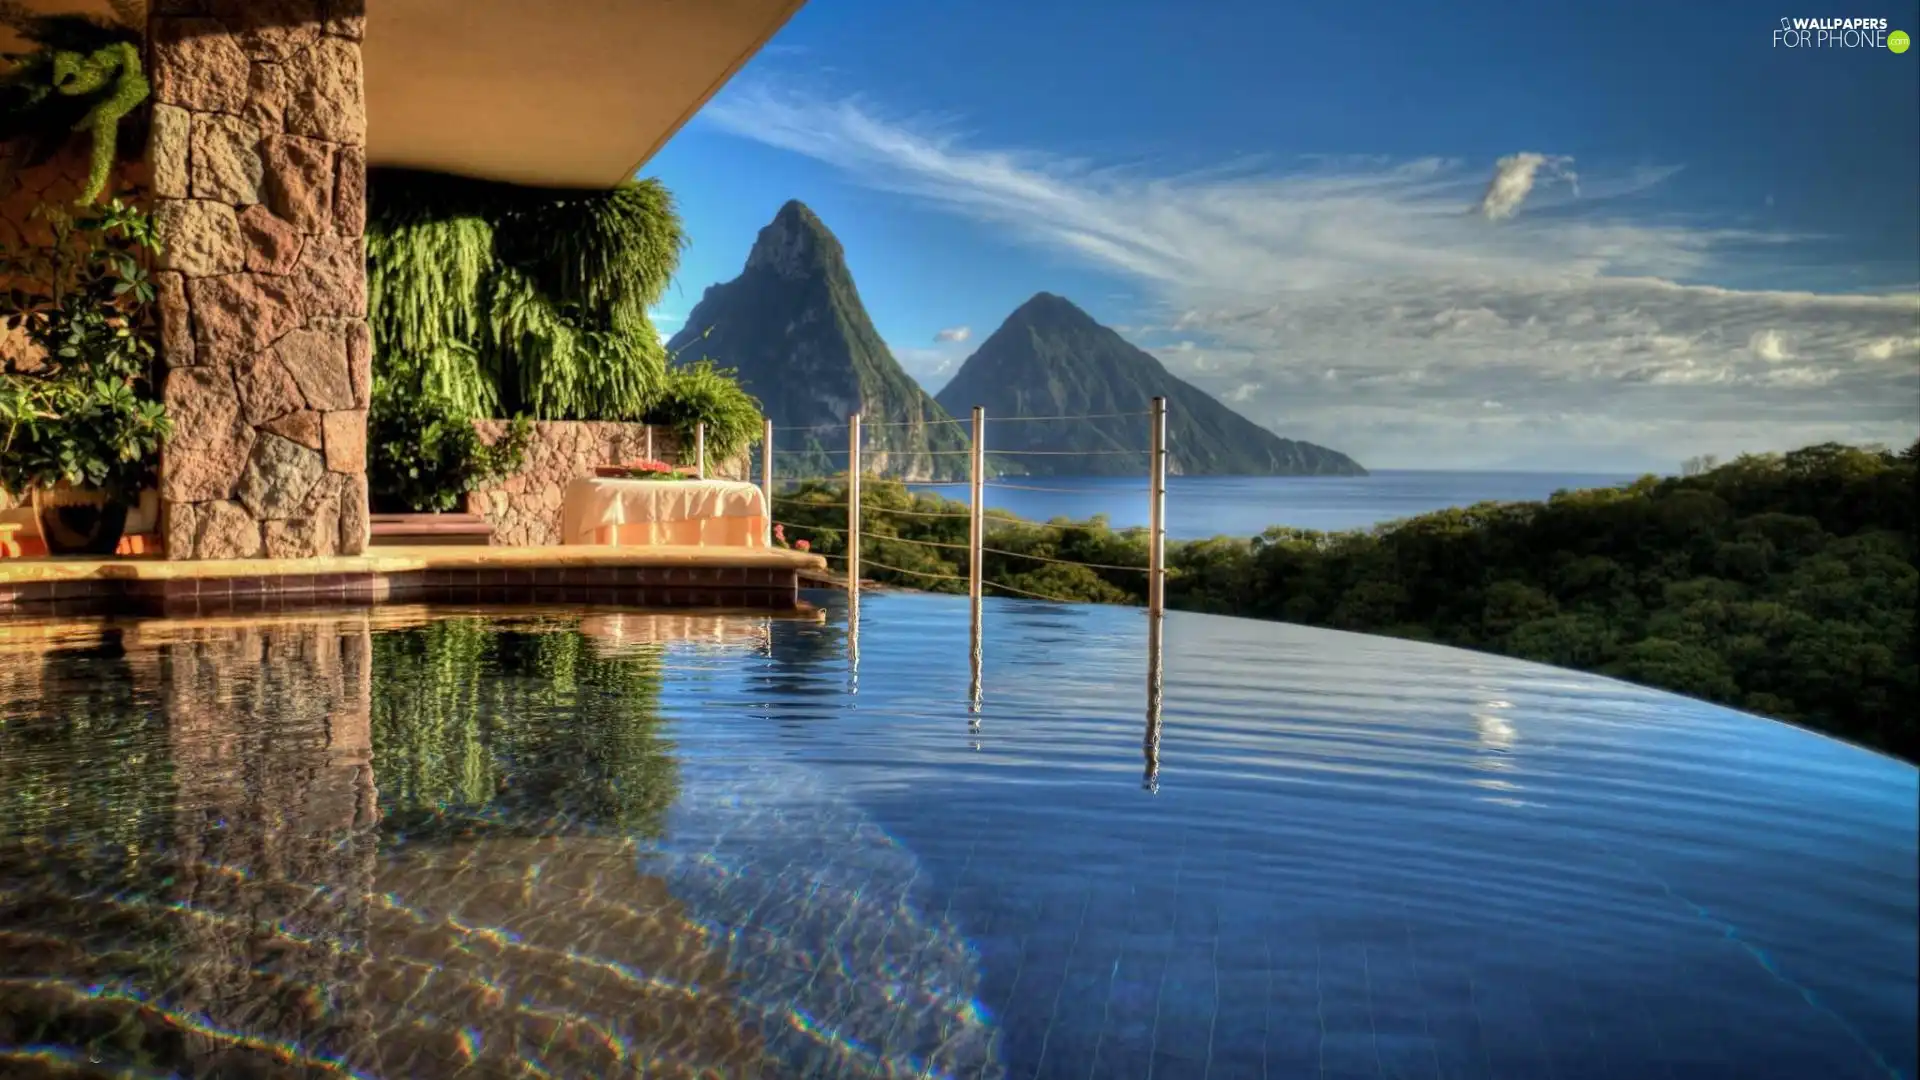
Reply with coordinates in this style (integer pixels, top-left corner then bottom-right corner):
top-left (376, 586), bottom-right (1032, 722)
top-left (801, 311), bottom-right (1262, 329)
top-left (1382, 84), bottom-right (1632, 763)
top-left (367, 168), bottom-right (766, 462)
top-left (0, 15), bottom-right (149, 205)
top-left (368, 169), bottom-right (686, 422)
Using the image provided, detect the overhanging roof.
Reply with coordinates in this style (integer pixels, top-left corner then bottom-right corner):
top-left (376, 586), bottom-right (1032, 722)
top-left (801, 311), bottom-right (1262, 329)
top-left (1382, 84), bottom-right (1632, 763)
top-left (365, 0), bottom-right (806, 187)
top-left (3, 0), bottom-right (806, 189)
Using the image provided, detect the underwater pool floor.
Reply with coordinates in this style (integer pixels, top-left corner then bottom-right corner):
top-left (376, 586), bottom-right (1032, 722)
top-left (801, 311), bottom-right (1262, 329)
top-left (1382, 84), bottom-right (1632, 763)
top-left (0, 594), bottom-right (1914, 1079)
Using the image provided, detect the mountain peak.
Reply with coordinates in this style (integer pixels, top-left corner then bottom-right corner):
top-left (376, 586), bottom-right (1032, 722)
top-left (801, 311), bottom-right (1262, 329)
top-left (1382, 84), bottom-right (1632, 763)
top-left (938, 293), bottom-right (1366, 478)
top-left (1010, 291), bottom-right (1089, 323)
top-left (746, 200), bottom-right (844, 280)
top-left (665, 201), bottom-right (970, 480)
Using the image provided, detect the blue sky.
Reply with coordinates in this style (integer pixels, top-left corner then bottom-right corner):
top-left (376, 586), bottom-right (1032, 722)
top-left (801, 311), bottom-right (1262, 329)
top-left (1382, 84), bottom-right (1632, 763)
top-left (645, 0), bottom-right (1920, 470)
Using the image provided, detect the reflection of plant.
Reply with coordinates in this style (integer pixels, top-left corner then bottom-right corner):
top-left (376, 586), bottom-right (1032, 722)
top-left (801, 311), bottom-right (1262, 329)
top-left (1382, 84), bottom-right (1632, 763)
top-left (367, 384), bottom-right (531, 512)
top-left (0, 14), bottom-right (150, 205)
top-left (0, 637), bottom-right (173, 882)
top-left (0, 199), bottom-right (170, 502)
top-left (370, 618), bottom-right (679, 839)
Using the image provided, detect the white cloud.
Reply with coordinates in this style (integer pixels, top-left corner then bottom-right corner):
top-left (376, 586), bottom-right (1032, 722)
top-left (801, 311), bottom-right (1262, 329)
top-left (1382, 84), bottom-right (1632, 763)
top-left (700, 84), bottom-right (1920, 468)
top-left (1749, 329), bottom-right (1792, 362)
top-left (892, 341), bottom-right (972, 392)
top-left (1475, 152), bottom-right (1578, 221)
top-left (934, 325), bottom-right (971, 343)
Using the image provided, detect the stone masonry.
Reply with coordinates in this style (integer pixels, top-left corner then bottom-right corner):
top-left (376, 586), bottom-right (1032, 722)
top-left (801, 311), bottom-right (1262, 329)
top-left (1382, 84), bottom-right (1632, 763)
top-left (149, 1), bottom-right (371, 559)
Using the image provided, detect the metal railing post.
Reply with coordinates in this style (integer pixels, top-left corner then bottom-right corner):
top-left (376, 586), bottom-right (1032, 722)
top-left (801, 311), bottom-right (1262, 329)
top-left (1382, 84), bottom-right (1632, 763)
top-left (847, 413), bottom-right (862, 592)
top-left (644, 425), bottom-right (653, 461)
top-left (695, 422), bottom-right (707, 479)
top-left (1148, 396), bottom-right (1167, 618)
top-left (761, 418), bottom-right (775, 546)
top-left (969, 407), bottom-right (985, 607)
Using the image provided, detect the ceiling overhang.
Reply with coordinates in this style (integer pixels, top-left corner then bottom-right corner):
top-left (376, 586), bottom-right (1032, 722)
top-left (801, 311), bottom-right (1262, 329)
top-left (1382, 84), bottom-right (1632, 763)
top-left (363, 0), bottom-right (805, 187)
top-left (2, 0), bottom-right (806, 189)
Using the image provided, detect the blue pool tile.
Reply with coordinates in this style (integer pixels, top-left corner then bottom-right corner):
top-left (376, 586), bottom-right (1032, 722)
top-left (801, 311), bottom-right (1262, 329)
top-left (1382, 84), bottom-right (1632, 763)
top-left (1199, 1058), bottom-right (1266, 1080)
top-left (1029, 1032), bottom-right (1102, 1080)
top-left (1320, 1030), bottom-right (1384, 1076)
top-left (1262, 1021), bottom-right (1323, 1074)
top-left (1128, 889), bottom-right (1184, 936)
top-left (1173, 899), bottom-right (1221, 943)
top-left (1372, 1032), bottom-right (1443, 1080)
top-left (1147, 1049), bottom-right (1214, 1080)
top-left (1214, 971), bottom-right (1270, 1016)
top-left (1087, 1046), bottom-right (1158, 1080)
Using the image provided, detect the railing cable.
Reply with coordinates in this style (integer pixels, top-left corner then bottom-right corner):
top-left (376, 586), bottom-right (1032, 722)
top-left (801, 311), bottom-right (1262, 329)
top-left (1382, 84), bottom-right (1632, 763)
top-left (980, 546), bottom-right (1149, 573)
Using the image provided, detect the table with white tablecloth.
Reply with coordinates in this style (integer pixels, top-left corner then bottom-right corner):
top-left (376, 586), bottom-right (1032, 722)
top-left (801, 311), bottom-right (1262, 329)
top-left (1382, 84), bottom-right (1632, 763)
top-left (559, 477), bottom-right (769, 547)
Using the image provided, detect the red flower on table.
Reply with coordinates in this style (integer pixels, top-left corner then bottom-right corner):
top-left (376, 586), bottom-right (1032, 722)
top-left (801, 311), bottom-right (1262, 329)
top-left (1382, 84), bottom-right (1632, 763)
top-left (795, 539), bottom-right (811, 552)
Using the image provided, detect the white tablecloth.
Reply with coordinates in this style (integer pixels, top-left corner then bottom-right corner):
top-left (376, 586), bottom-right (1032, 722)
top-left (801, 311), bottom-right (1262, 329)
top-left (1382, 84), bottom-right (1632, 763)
top-left (559, 478), bottom-right (768, 547)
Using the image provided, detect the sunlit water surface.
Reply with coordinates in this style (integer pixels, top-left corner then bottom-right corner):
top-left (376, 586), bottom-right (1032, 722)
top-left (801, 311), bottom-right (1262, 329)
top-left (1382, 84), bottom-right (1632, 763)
top-left (0, 592), bottom-right (1914, 1079)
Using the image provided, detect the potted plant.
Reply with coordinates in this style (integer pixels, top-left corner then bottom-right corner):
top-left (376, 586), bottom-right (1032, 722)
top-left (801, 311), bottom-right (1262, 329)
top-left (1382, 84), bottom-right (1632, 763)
top-left (366, 384), bottom-right (531, 547)
top-left (0, 199), bottom-right (171, 555)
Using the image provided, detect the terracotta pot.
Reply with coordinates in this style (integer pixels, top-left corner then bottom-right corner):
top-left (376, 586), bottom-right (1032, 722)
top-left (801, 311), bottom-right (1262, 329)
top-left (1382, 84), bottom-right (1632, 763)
top-left (31, 484), bottom-right (129, 556)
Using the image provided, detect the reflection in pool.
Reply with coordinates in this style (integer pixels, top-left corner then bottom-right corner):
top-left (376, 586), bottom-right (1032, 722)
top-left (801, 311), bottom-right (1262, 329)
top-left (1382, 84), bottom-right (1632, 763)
top-left (0, 592), bottom-right (1914, 1079)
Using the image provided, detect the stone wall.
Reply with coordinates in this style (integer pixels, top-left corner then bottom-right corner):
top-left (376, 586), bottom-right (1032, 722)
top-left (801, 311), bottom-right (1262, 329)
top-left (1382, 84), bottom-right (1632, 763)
top-left (467, 421), bottom-right (750, 547)
top-left (149, 1), bottom-right (371, 560)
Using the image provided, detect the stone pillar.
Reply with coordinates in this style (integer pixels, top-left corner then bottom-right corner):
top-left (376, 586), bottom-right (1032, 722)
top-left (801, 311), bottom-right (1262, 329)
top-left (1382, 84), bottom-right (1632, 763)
top-left (148, 1), bottom-right (371, 560)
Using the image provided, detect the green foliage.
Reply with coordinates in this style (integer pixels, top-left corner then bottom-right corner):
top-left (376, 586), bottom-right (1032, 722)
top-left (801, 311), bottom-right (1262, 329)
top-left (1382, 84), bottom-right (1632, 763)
top-left (0, 16), bottom-right (148, 205)
top-left (370, 618), bottom-right (679, 838)
top-left (0, 199), bottom-right (169, 502)
top-left (366, 383), bottom-right (532, 512)
top-left (646, 357), bottom-right (765, 465)
top-left (366, 168), bottom-right (689, 422)
top-left (780, 443), bottom-right (1918, 763)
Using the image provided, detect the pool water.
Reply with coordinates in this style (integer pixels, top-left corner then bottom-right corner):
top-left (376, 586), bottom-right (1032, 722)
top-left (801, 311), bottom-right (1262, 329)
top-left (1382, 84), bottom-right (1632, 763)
top-left (0, 593), bottom-right (1914, 1079)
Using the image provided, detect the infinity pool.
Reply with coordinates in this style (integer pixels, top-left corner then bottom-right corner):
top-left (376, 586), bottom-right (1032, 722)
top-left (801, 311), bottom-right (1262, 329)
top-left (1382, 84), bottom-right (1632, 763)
top-left (0, 593), bottom-right (1914, 1079)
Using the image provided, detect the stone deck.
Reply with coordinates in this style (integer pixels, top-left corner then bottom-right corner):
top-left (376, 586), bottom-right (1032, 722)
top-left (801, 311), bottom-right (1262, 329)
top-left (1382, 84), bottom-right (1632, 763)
top-left (0, 546), bottom-right (827, 617)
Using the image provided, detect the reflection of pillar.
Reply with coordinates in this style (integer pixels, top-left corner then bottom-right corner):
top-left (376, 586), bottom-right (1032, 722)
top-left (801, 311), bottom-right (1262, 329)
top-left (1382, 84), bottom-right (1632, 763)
top-left (968, 594), bottom-right (983, 744)
top-left (1143, 612), bottom-right (1164, 792)
top-left (160, 614), bottom-right (379, 1071)
top-left (968, 605), bottom-right (983, 713)
top-left (846, 589), bottom-right (861, 693)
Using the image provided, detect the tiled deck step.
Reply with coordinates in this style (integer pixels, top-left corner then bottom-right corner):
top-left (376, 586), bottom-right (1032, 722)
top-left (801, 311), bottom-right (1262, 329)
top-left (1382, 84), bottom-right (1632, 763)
top-left (0, 546), bottom-right (827, 617)
top-left (369, 512), bottom-right (494, 546)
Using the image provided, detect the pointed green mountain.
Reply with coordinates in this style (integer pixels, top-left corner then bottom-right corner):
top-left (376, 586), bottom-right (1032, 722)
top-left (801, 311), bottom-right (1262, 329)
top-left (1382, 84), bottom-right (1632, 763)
top-left (666, 201), bottom-right (967, 480)
top-left (935, 293), bottom-right (1365, 477)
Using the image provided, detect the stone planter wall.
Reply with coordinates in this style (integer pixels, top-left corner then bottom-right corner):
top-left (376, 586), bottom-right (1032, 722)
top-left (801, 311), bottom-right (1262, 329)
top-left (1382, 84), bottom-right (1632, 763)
top-left (467, 421), bottom-right (749, 547)
top-left (148, 1), bottom-right (371, 560)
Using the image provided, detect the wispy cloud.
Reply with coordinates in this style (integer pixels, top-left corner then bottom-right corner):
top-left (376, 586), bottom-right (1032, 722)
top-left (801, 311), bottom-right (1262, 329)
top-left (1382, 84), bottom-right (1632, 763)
top-left (700, 83), bottom-right (1919, 468)
top-left (934, 325), bottom-right (972, 343)
top-left (1475, 153), bottom-right (1577, 221)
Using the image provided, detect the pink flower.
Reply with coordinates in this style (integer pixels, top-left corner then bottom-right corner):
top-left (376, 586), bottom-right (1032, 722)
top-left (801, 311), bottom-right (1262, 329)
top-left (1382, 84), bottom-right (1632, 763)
top-left (795, 539), bottom-right (811, 552)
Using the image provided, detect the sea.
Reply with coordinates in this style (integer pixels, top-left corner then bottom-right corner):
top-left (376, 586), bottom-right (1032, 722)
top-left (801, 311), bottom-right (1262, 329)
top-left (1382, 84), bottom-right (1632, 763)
top-left (908, 470), bottom-right (1646, 540)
